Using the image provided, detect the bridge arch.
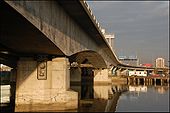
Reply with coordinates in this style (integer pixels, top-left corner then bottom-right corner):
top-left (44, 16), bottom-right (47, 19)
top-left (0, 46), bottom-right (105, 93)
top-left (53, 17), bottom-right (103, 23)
top-left (69, 50), bottom-right (107, 68)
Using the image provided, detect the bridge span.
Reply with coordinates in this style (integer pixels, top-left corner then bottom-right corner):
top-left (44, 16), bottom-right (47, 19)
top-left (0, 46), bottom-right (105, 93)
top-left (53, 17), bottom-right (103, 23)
top-left (1, 0), bottom-right (168, 112)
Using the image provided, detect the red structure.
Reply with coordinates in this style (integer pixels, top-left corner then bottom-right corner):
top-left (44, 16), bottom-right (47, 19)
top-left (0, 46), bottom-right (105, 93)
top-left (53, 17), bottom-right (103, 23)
top-left (142, 63), bottom-right (153, 67)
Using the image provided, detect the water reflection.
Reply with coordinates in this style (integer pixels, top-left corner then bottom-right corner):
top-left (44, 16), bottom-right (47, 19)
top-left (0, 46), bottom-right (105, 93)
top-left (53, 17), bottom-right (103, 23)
top-left (129, 85), bottom-right (147, 92)
top-left (116, 85), bottom-right (169, 112)
top-left (74, 84), bottom-right (128, 112)
top-left (154, 86), bottom-right (169, 94)
top-left (1, 83), bottom-right (169, 112)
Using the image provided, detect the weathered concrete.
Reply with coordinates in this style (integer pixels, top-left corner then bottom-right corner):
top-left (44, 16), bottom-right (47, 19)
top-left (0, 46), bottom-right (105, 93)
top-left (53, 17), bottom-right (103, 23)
top-left (94, 69), bottom-right (111, 84)
top-left (15, 57), bottom-right (78, 112)
top-left (3, 1), bottom-right (121, 68)
top-left (120, 69), bottom-right (128, 76)
top-left (115, 69), bottom-right (121, 76)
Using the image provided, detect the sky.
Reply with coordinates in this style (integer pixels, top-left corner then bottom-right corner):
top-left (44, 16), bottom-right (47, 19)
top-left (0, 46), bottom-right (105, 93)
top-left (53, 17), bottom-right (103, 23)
top-left (87, 1), bottom-right (169, 66)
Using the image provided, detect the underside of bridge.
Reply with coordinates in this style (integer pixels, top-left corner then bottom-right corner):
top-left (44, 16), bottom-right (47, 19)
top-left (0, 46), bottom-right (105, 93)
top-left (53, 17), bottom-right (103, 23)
top-left (0, 1), bottom-right (65, 61)
top-left (0, 0), bottom-right (108, 68)
top-left (69, 50), bottom-right (107, 69)
top-left (0, 1), bottom-right (112, 112)
top-left (1, 1), bottom-right (79, 111)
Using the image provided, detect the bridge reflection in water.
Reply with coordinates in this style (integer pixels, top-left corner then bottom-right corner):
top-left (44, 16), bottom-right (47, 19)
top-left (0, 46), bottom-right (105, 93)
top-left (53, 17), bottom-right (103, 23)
top-left (1, 83), bottom-right (128, 112)
top-left (1, 75), bottom-right (169, 112)
top-left (116, 85), bottom-right (169, 112)
top-left (71, 82), bottom-right (128, 112)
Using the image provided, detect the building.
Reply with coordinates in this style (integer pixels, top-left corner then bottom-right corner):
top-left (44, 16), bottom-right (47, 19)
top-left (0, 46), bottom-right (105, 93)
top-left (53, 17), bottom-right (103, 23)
top-left (142, 63), bottom-right (153, 67)
top-left (155, 58), bottom-right (165, 68)
top-left (101, 29), bottom-right (115, 51)
top-left (119, 55), bottom-right (139, 66)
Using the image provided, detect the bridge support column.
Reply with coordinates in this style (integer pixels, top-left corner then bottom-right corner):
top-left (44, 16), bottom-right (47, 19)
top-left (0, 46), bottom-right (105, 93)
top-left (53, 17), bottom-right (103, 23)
top-left (137, 78), bottom-right (140, 85)
top-left (143, 78), bottom-right (146, 85)
top-left (70, 67), bottom-right (81, 99)
top-left (112, 66), bottom-right (117, 76)
top-left (154, 78), bottom-right (157, 86)
top-left (160, 79), bottom-right (163, 86)
top-left (133, 78), bottom-right (136, 85)
top-left (15, 57), bottom-right (78, 112)
top-left (127, 77), bottom-right (131, 85)
top-left (120, 68), bottom-right (127, 76)
top-left (167, 78), bottom-right (169, 84)
top-left (116, 69), bottom-right (121, 76)
top-left (93, 68), bottom-right (111, 84)
top-left (70, 67), bottom-right (81, 85)
top-left (10, 68), bottom-right (17, 111)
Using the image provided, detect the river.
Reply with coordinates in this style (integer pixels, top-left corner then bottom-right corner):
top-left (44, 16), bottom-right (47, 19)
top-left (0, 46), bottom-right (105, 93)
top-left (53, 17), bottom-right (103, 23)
top-left (116, 85), bottom-right (169, 112)
top-left (1, 83), bottom-right (169, 112)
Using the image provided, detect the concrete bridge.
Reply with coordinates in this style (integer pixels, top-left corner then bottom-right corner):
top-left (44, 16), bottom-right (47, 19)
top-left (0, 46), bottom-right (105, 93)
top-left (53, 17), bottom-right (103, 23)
top-left (0, 0), bottom-right (124, 111)
top-left (1, 0), bottom-right (121, 68)
top-left (1, 1), bottom-right (169, 111)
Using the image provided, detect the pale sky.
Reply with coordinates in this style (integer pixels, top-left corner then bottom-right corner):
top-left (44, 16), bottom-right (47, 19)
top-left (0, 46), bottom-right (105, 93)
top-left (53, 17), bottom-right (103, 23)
top-left (87, 1), bottom-right (169, 66)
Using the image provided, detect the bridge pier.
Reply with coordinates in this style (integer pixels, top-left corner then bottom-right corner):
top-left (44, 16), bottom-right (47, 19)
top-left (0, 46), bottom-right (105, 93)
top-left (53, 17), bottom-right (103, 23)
top-left (143, 78), bottom-right (146, 85)
top-left (161, 79), bottom-right (163, 86)
top-left (9, 68), bottom-right (17, 111)
top-left (167, 78), bottom-right (169, 84)
top-left (154, 78), bottom-right (157, 86)
top-left (15, 57), bottom-right (78, 112)
top-left (93, 69), bottom-right (111, 84)
top-left (70, 67), bottom-right (81, 99)
top-left (133, 78), bottom-right (136, 85)
top-left (111, 66), bottom-right (117, 76)
top-left (70, 67), bottom-right (81, 85)
top-left (115, 69), bottom-right (121, 76)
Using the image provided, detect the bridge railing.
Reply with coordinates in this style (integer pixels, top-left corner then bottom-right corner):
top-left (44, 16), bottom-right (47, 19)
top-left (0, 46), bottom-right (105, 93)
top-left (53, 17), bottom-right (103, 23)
top-left (82, 0), bottom-right (103, 34)
top-left (80, 0), bottom-right (128, 66)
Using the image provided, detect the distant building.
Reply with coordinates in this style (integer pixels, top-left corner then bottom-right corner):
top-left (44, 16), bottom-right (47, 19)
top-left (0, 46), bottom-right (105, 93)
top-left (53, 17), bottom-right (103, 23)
top-left (155, 58), bottom-right (165, 68)
top-left (102, 29), bottom-right (115, 51)
top-left (118, 55), bottom-right (139, 66)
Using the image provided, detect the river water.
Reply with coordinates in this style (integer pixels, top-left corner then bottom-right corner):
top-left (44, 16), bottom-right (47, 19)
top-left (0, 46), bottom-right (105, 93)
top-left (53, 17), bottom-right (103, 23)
top-left (115, 85), bottom-right (169, 112)
top-left (1, 83), bottom-right (169, 112)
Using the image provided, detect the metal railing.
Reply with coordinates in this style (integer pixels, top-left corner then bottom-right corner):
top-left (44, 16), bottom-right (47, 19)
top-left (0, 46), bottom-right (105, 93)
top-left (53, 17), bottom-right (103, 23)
top-left (82, 0), bottom-right (103, 34)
